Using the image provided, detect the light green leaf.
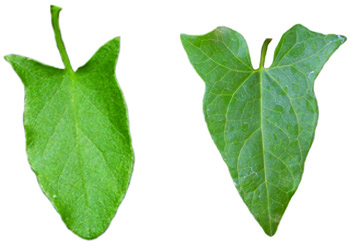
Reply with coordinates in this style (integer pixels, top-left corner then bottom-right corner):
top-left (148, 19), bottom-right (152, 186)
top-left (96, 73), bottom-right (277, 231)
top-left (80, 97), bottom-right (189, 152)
top-left (181, 25), bottom-right (346, 236)
top-left (5, 6), bottom-right (134, 240)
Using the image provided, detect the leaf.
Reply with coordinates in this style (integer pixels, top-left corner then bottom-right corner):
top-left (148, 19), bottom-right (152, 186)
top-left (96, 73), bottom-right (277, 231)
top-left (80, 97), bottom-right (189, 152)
top-left (181, 25), bottom-right (346, 236)
top-left (5, 6), bottom-right (134, 240)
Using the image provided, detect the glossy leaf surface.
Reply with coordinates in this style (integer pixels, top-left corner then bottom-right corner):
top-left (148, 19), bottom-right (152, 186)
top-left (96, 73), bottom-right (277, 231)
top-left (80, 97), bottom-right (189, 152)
top-left (181, 24), bottom-right (346, 236)
top-left (5, 6), bottom-right (134, 239)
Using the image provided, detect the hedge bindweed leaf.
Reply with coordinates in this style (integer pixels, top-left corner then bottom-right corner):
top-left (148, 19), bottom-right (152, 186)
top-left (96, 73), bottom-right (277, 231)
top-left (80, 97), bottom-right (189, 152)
top-left (5, 6), bottom-right (134, 239)
top-left (181, 25), bottom-right (346, 236)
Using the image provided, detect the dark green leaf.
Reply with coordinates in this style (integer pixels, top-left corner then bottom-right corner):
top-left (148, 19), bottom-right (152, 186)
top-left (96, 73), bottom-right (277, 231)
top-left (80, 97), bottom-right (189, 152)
top-left (181, 24), bottom-right (346, 236)
top-left (5, 6), bottom-right (134, 239)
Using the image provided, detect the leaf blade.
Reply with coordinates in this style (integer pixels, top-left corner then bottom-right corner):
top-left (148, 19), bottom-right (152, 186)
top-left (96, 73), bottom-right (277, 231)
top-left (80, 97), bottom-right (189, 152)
top-left (181, 25), bottom-right (346, 236)
top-left (5, 7), bottom-right (134, 240)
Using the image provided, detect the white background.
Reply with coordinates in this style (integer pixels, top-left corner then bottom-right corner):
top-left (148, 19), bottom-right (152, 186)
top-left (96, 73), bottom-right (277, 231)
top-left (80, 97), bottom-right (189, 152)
top-left (0, 0), bottom-right (349, 246)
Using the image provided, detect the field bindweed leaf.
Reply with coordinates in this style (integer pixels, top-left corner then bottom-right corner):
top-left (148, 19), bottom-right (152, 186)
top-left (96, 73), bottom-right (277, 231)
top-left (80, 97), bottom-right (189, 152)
top-left (181, 25), bottom-right (346, 236)
top-left (5, 6), bottom-right (134, 239)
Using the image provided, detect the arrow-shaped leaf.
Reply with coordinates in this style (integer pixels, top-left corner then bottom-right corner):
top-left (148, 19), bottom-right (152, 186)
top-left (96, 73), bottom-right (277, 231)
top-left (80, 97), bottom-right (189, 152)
top-left (181, 25), bottom-right (346, 236)
top-left (5, 6), bottom-right (134, 239)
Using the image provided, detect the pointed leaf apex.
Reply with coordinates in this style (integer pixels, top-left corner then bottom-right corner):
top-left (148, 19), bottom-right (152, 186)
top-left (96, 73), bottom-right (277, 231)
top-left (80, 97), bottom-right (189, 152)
top-left (338, 35), bottom-right (347, 44)
top-left (4, 55), bottom-right (13, 63)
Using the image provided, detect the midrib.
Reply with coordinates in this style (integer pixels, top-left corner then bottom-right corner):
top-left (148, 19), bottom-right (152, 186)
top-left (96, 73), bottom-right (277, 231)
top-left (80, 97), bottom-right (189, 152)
top-left (259, 68), bottom-right (272, 234)
top-left (68, 72), bottom-right (89, 206)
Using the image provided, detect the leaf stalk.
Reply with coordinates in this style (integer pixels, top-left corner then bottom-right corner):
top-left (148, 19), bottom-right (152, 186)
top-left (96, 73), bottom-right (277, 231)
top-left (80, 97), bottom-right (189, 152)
top-left (259, 38), bottom-right (272, 69)
top-left (50, 5), bottom-right (73, 72)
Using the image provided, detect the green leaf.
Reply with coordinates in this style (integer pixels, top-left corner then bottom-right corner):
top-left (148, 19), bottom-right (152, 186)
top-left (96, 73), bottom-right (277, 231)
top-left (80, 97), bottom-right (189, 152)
top-left (5, 6), bottom-right (134, 240)
top-left (181, 25), bottom-right (346, 236)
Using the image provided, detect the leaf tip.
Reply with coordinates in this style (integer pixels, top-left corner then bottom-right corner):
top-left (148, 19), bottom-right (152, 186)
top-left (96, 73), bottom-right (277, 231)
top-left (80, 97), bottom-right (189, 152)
top-left (78, 233), bottom-right (101, 241)
top-left (292, 23), bottom-right (305, 28)
top-left (262, 225), bottom-right (278, 237)
top-left (4, 55), bottom-right (12, 63)
top-left (260, 219), bottom-right (280, 237)
top-left (113, 36), bottom-right (121, 43)
top-left (68, 224), bottom-right (107, 240)
top-left (105, 36), bottom-right (121, 51)
top-left (4, 54), bottom-right (17, 65)
top-left (180, 33), bottom-right (188, 40)
top-left (338, 35), bottom-right (347, 44)
top-left (290, 24), bottom-right (312, 34)
top-left (215, 26), bottom-right (228, 31)
top-left (180, 33), bottom-right (191, 47)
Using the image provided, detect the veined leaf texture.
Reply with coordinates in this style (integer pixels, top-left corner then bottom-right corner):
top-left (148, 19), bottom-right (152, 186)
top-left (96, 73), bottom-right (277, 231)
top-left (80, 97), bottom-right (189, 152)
top-left (181, 25), bottom-right (346, 236)
top-left (5, 6), bottom-right (134, 239)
